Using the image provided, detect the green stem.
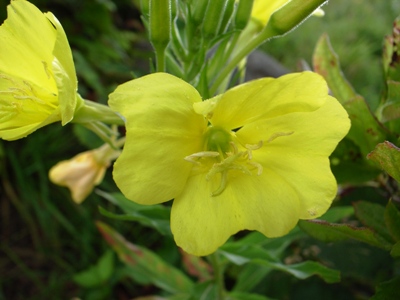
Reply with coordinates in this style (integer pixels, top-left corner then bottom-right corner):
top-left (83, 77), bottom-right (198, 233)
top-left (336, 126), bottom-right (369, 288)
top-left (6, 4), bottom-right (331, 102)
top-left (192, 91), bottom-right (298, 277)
top-left (73, 97), bottom-right (124, 126)
top-left (155, 46), bottom-right (167, 72)
top-left (210, 26), bottom-right (275, 95)
top-left (210, 252), bottom-right (225, 300)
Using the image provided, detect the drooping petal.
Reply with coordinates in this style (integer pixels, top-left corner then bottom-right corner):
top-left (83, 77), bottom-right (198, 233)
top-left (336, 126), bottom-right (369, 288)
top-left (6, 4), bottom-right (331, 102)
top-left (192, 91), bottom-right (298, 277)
top-left (109, 73), bottom-right (207, 205)
top-left (46, 12), bottom-right (80, 125)
top-left (236, 94), bottom-right (350, 219)
top-left (208, 72), bottom-right (327, 130)
top-left (171, 169), bottom-right (300, 256)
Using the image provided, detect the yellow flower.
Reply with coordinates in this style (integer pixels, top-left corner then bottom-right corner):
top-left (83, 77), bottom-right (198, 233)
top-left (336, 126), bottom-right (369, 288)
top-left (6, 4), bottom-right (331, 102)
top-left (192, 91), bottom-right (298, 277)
top-left (49, 144), bottom-right (120, 203)
top-left (0, 0), bottom-right (81, 141)
top-left (108, 72), bottom-right (350, 256)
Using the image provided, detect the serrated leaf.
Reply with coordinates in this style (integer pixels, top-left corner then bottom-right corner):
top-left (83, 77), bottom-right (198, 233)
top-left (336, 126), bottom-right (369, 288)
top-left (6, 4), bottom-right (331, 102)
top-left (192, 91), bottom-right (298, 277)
top-left (367, 141), bottom-right (400, 182)
top-left (313, 34), bottom-right (386, 157)
top-left (353, 201), bottom-right (394, 243)
top-left (299, 220), bottom-right (393, 251)
top-left (73, 250), bottom-right (115, 288)
top-left (97, 221), bottom-right (193, 294)
top-left (385, 200), bottom-right (400, 241)
top-left (370, 276), bottom-right (400, 300)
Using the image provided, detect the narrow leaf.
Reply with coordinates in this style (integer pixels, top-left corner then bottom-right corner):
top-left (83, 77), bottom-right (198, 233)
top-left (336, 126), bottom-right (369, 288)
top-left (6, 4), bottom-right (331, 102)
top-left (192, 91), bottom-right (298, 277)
top-left (367, 141), bottom-right (400, 182)
top-left (385, 200), bottom-right (400, 241)
top-left (313, 34), bottom-right (386, 156)
top-left (253, 260), bottom-right (340, 284)
top-left (353, 201), bottom-right (394, 243)
top-left (97, 221), bottom-right (193, 294)
top-left (370, 276), bottom-right (400, 300)
top-left (299, 220), bottom-right (393, 251)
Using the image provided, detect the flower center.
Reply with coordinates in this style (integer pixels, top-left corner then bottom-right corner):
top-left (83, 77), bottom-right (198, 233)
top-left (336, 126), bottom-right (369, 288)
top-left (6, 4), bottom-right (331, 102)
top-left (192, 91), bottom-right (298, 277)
top-left (0, 68), bottom-right (57, 122)
top-left (185, 126), bottom-right (263, 196)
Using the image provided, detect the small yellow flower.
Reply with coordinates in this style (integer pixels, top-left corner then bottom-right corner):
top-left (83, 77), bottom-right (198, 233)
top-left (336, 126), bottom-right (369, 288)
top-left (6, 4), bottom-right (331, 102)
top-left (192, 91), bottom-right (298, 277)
top-left (108, 72), bottom-right (350, 256)
top-left (49, 144), bottom-right (120, 203)
top-left (0, 0), bottom-right (82, 141)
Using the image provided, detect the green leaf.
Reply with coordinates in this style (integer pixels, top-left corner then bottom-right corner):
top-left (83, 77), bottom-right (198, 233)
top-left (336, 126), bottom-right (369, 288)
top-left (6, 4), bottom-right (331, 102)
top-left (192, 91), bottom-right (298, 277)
top-left (370, 276), bottom-right (400, 300)
top-left (313, 34), bottom-right (386, 157)
top-left (219, 243), bottom-right (339, 283)
top-left (385, 200), bottom-right (400, 241)
top-left (367, 141), bottom-right (400, 183)
top-left (97, 191), bottom-right (172, 236)
top-left (96, 221), bottom-right (194, 294)
top-left (390, 241), bottom-right (400, 257)
top-left (382, 17), bottom-right (400, 83)
top-left (299, 220), bottom-right (393, 251)
top-left (228, 291), bottom-right (276, 300)
top-left (353, 201), bottom-right (394, 243)
top-left (253, 260), bottom-right (341, 284)
top-left (219, 243), bottom-right (278, 266)
top-left (73, 250), bottom-right (115, 288)
top-left (233, 264), bottom-right (272, 293)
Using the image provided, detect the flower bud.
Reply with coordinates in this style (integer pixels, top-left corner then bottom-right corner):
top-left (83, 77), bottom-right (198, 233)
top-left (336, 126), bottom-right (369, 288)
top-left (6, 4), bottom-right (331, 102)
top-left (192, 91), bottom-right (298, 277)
top-left (149, 0), bottom-right (171, 50)
top-left (234, 0), bottom-right (254, 30)
top-left (265, 0), bottom-right (327, 36)
top-left (202, 0), bottom-right (229, 39)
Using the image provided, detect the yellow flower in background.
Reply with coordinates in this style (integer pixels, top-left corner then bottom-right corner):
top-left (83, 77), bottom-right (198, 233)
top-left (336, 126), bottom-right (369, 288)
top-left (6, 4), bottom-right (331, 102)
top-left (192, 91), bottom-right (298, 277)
top-left (0, 0), bottom-right (82, 141)
top-left (49, 144), bottom-right (121, 204)
top-left (108, 72), bottom-right (350, 256)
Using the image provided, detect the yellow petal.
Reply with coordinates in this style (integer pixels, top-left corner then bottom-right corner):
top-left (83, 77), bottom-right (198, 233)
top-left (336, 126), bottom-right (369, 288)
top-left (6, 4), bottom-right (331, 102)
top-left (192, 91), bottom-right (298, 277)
top-left (0, 0), bottom-right (57, 91)
top-left (171, 169), bottom-right (300, 256)
top-left (49, 151), bottom-right (107, 203)
top-left (46, 12), bottom-right (79, 125)
top-left (236, 94), bottom-right (350, 219)
top-left (251, 0), bottom-right (289, 26)
top-left (209, 72), bottom-right (327, 130)
top-left (108, 73), bottom-right (207, 205)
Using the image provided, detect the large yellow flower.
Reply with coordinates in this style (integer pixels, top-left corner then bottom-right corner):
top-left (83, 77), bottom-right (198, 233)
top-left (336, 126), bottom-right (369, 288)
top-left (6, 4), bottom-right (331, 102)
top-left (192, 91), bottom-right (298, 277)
top-left (0, 0), bottom-right (81, 140)
top-left (108, 72), bottom-right (350, 256)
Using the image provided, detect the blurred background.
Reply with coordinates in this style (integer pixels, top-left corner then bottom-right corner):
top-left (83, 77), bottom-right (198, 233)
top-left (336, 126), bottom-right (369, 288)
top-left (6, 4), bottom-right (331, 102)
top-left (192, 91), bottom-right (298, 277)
top-left (0, 0), bottom-right (399, 299)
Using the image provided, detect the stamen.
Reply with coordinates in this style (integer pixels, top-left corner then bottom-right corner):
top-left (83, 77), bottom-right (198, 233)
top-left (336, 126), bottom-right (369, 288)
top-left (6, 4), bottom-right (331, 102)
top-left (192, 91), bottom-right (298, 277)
top-left (247, 161), bottom-right (263, 175)
top-left (267, 131), bottom-right (294, 143)
top-left (184, 151), bottom-right (219, 165)
top-left (211, 171), bottom-right (227, 196)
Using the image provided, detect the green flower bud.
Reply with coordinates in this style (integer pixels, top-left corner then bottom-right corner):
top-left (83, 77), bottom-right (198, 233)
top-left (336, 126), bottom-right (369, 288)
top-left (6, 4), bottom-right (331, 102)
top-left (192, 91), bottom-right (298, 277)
top-left (234, 0), bottom-right (254, 30)
top-left (265, 0), bottom-right (327, 37)
top-left (192, 0), bottom-right (210, 26)
top-left (149, 0), bottom-right (171, 49)
top-left (202, 0), bottom-right (229, 39)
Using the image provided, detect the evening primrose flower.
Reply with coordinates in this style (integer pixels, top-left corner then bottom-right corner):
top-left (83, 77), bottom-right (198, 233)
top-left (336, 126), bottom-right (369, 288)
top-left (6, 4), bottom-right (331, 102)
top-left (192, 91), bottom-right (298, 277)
top-left (108, 72), bottom-right (350, 256)
top-left (0, 0), bottom-right (82, 140)
top-left (49, 143), bottom-right (121, 203)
